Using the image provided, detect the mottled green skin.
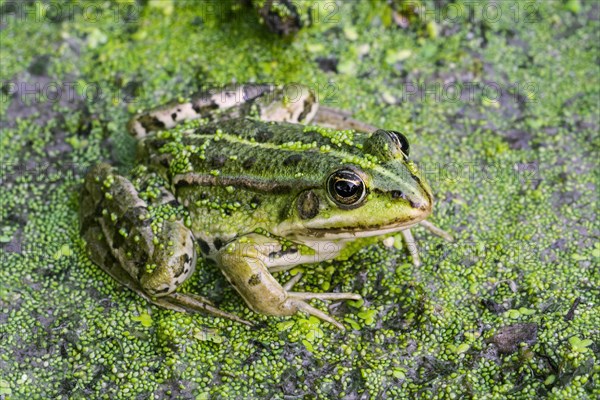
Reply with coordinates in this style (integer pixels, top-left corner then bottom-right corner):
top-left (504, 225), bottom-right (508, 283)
top-left (143, 118), bottom-right (432, 241)
top-left (81, 107), bottom-right (434, 329)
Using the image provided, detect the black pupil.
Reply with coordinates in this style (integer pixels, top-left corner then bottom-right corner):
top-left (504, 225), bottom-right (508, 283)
top-left (335, 180), bottom-right (359, 198)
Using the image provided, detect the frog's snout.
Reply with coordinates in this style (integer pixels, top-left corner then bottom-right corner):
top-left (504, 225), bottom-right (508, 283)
top-left (391, 186), bottom-right (432, 214)
top-left (412, 187), bottom-right (433, 214)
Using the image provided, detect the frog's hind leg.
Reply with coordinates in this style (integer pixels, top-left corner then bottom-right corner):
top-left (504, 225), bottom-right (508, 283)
top-left (128, 83), bottom-right (319, 138)
top-left (154, 293), bottom-right (253, 326)
top-left (81, 225), bottom-right (250, 325)
top-left (80, 164), bottom-right (251, 326)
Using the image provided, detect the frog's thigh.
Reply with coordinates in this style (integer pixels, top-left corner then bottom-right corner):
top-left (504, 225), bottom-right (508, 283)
top-left (129, 83), bottom-right (319, 138)
top-left (82, 165), bottom-right (251, 325)
top-left (217, 234), bottom-right (360, 330)
top-left (81, 220), bottom-right (166, 307)
top-left (83, 222), bottom-right (249, 325)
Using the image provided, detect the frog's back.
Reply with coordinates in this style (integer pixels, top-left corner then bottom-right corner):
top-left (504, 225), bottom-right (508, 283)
top-left (142, 118), bottom-right (369, 183)
top-left (138, 118), bottom-right (372, 238)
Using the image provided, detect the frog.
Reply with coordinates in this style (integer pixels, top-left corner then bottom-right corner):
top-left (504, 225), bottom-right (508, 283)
top-left (79, 83), bottom-right (452, 330)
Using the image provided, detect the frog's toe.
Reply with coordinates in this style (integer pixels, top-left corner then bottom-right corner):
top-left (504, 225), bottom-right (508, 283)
top-left (285, 291), bottom-right (362, 331)
top-left (288, 292), bottom-right (362, 302)
top-left (282, 272), bottom-right (304, 291)
top-left (165, 292), bottom-right (253, 327)
top-left (285, 298), bottom-right (346, 331)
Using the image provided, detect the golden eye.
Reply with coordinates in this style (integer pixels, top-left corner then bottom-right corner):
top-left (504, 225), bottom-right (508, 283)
top-left (327, 169), bottom-right (367, 209)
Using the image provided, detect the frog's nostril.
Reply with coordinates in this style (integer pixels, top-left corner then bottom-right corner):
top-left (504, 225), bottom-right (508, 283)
top-left (409, 199), bottom-right (425, 210)
top-left (391, 190), bottom-right (405, 199)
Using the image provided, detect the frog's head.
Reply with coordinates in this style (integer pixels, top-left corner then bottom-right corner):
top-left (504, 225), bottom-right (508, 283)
top-left (284, 129), bottom-right (433, 240)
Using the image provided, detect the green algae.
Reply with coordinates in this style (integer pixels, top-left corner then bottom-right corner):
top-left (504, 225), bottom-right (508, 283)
top-left (1, 0), bottom-right (598, 399)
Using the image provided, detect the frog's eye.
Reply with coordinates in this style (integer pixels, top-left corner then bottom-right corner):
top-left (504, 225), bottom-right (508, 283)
top-left (387, 130), bottom-right (410, 157)
top-left (327, 169), bottom-right (367, 209)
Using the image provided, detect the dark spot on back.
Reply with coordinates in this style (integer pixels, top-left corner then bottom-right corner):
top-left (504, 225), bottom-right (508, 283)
top-left (297, 99), bottom-right (314, 122)
top-left (192, 101), bottom-right (219, 115)
top-left (166, 199), bottom-right (180, 207)
top-left (243, 84), bottom-right (271, 101)
top-left (243, 157), bottom-right (256, 169)
top-left (268, 247), bottom-right (298, 260)
top-left (198, 238), bottom-right (210, 255)
top-left (139, 115), bottom-right (165, 131)
top-left (120, 207), bottom-right (151, 231)
top-left (174, 255), bottom-right (190, 278)
top-left (150, 139), bottom-right (167, 149)
top-left (248, 273), bottom-right (261, 286)
top-left (211, 155), bottom-right (227, 168)
top-left (250, 196), bottom-right (261, 207)
top-left (214, 237), bottom-right (223, 250)
top-left (255, 129), bottom-right (273, 143)
top-left (174, 180), bottom-right (189, 189)
top-left (111, 228), bottom-right (125, 250)
top-left (283, 154), bottom-right (302, 166)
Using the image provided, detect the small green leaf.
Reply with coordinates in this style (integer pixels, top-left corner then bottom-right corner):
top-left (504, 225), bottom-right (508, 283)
top-left (344, 318), bottom-right (361, 331)
top-left (357, 309), bottom-right (377, 325)
top-left (302, 339), bottom-right (314, 352)
top-left (568, 336), bottom-right (593, 352)
top-left (132, 312), bottom-right (153, 327)
top-left (392, 369), bottom-right (406, 379)
top-left (456, 343), bottom-right (470, 354)
top-left (277, 320), bottom-right (295, 332)
top-left (0, 379), bottom-right (12, 396)
top-left (518, 307), bottom-right (535, 316)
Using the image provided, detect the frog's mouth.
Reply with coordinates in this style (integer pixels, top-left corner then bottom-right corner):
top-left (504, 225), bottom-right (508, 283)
top-left (292, 213), bottom-right (430, 240)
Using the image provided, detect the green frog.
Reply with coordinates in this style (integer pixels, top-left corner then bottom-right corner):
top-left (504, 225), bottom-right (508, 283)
top-left (80, 84), bottom-right (452, 330)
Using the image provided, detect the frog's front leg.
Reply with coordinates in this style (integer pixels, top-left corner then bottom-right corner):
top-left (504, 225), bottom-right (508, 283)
top-left (80, 164), bottom-right (251, 326)
top-left (217, 234), bottom-right (360, 330)
top-left (400, 222), bottom-right (454, 267)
